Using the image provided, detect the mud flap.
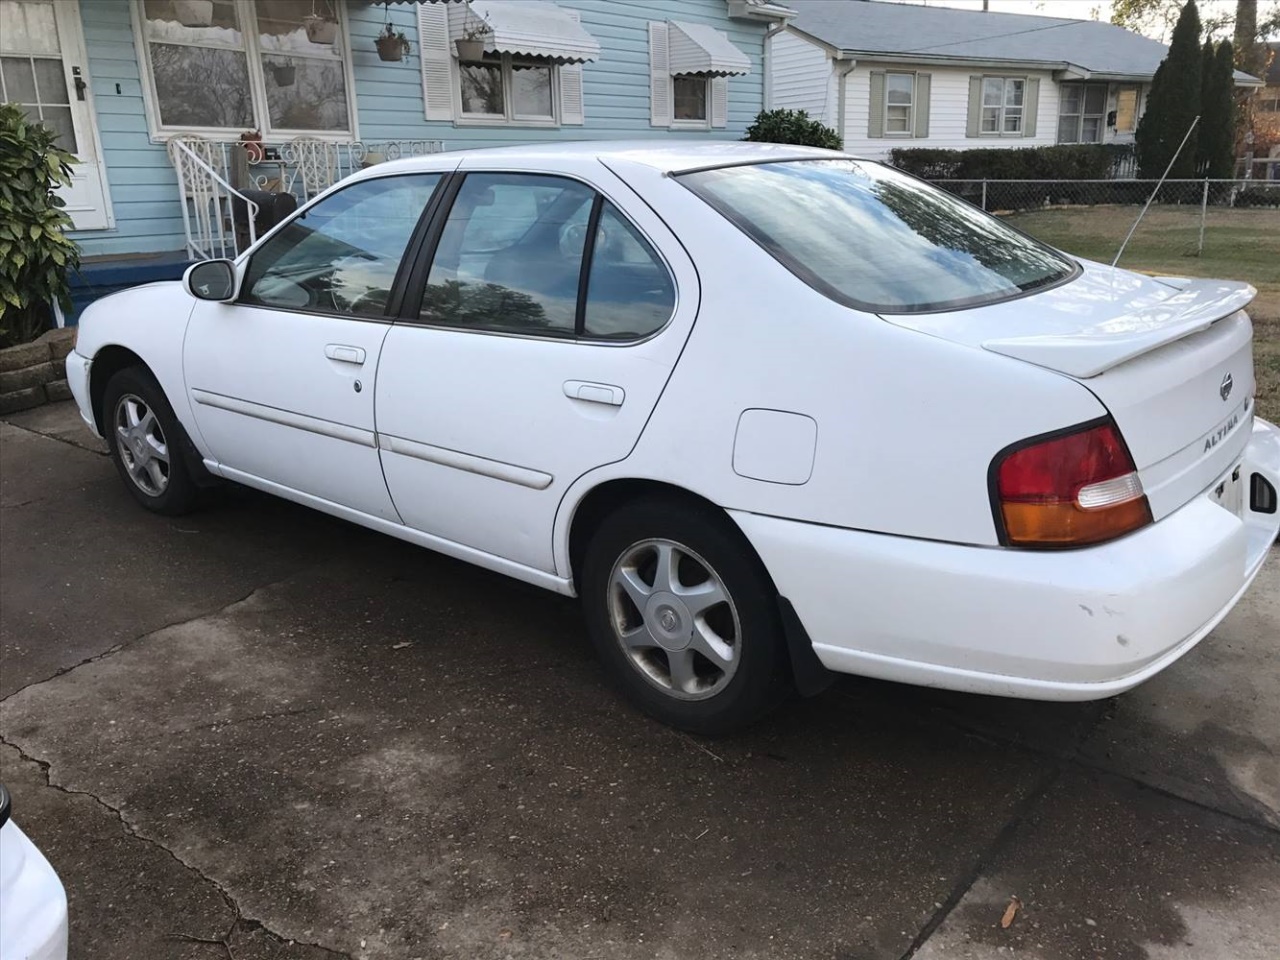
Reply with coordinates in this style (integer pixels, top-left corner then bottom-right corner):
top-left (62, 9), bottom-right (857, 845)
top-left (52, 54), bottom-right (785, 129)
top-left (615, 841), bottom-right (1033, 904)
top-left (778, 596), bottom-right (835, 697)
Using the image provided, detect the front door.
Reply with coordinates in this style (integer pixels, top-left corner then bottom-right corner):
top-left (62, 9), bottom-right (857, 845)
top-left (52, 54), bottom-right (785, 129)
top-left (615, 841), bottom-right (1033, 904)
top-left (184, 171), bottom-right (445, 520)
top-left (0, 0), bottom-right (111, 230)
top-left (375, 168), bottom-right (698, 574)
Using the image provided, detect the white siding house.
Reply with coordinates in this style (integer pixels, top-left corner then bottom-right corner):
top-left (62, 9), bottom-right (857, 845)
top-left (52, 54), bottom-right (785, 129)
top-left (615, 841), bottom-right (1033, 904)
top-left (767, 0), bottom-right (1261, 164)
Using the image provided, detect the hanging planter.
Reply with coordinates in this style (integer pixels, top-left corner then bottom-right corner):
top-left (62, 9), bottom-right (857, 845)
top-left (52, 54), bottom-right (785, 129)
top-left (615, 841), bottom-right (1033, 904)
top-left (454, 37), bottom-right (486, 60)
top-left (239, 129), bottom-right (264, 163)
top-left (375, 24), bottom-right (411, 62)
top-left (173, 0), bottom-right (213, 27)
top-left (270, 62), bottom-right (296, 87)
top-left (303, 14), bottom-right (338, 45)
top-left (455, 10), bottom-right (491, 61)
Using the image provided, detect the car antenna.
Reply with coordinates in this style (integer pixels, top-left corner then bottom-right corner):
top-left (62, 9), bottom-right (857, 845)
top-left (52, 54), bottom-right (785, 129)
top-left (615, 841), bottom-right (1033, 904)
top-left (1112, 115), bottom-right (1200, 272)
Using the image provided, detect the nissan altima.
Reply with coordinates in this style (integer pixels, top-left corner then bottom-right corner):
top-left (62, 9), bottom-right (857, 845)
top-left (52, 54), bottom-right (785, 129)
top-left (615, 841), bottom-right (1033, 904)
top-left (65, 143), bottom-right (1280, 733)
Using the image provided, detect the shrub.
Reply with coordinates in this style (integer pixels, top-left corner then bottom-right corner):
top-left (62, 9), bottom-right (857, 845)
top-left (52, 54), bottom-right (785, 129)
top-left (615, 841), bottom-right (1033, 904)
top-left (887, 145), bottom-right (1114, 181)
top-left (1234, 187), bottom-right (1280, 208)
top-left (743, 109), bottom-right (842, 150)
top-left (0, 104), bottom-right (80, 347)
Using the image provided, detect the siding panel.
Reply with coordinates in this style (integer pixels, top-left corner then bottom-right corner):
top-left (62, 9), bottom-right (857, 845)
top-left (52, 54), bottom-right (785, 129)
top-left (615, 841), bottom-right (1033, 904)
top-left (766, 29), bottom-right (836, 128)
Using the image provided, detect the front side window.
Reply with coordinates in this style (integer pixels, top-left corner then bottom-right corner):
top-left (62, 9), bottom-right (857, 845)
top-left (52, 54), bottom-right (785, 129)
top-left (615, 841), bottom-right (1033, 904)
top-left (885, 73), bottom-right (914, 134)
top-left (138, 0), bottom-right (355, 136)
top-left (241, 173), bottom-right (442, 315)
top-left (419, 173), bottom-right (675, 340)
top-left (459, 53), bottom-right (557, 123)
top-left (680, 159), bottom-right (1076, 314)
top-left (673, 75), bottom-right (708, 123)
top-left (1057, 82), bottom-right (1107, 144)
top-left (981, 76), bottom-right (1024, 135)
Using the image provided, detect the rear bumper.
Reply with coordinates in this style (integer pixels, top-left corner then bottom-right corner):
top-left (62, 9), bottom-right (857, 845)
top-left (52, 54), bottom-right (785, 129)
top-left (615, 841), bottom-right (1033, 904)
top-left (734, 417), bottom-right (1280, 701)
top-left (63, 350), bottom-right (98, 437)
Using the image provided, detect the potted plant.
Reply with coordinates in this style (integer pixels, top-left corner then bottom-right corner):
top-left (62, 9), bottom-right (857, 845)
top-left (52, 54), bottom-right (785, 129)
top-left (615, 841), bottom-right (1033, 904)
top-left (0, 105), bottom-right (81, 368)
top-left (173, 0), bottom-right (213, 27)
top-left (303, 13), bottom-right (338, 45)
top-left (239, 129), bottom-right (264, 163)
top-left (375, 22), bottom-right (411, 62)
top-left (269, 61), bottom-right (296, 87)
top-left (454, 14), bottom-right (491, 61)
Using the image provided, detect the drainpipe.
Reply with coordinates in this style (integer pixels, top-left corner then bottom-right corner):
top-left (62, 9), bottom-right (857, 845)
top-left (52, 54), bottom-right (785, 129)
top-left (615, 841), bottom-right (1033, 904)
top-left (835, 57), bottom-right (857, 147)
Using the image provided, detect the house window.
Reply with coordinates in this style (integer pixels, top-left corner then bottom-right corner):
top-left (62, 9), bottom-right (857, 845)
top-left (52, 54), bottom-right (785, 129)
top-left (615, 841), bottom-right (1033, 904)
top-left (1057, 82), bottom-right (1107, 144)
top-left (136, 0), bottom-right (355, 137)
top-left (459, 52), bottom-right (557, 123)
top-left (1114, 85), bottom-right (1140, 133)
top-left (981, 76), bottom-right (1025, 135)
top-left (1257, 92), bottom-right (1279, 114)
top-left (885, 72), bottom-right (914, 134)
top-left (673, 75), bottom-right (708, 122)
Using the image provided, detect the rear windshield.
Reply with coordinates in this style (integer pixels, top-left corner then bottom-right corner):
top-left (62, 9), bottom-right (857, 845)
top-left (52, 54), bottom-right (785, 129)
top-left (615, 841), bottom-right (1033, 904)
top-left (678, 159), bottom-right (1077, 314)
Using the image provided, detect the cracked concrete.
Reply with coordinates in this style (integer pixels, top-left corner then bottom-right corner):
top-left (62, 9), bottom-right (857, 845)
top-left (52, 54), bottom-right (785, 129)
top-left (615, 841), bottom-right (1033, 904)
top-left (2, 403), bottom-right (1278, 959)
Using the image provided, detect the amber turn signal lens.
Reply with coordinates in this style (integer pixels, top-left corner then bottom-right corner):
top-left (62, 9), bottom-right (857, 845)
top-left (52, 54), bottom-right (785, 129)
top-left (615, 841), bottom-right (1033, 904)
top-left (1000, 497), bottom-right (1153, 547)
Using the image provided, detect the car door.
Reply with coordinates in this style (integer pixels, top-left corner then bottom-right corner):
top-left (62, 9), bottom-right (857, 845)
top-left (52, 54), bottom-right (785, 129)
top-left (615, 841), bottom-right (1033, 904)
top-left (184, 172), bottom-right (445, 521)
top-left (375, 167), bottom-right (699, 574)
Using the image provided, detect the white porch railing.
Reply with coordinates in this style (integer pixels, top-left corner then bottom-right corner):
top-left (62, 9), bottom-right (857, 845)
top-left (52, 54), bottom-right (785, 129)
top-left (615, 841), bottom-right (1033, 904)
top-left (168, 138), bottom-right (260, 261)
top-left (169, 138), bottom-right (446, 261)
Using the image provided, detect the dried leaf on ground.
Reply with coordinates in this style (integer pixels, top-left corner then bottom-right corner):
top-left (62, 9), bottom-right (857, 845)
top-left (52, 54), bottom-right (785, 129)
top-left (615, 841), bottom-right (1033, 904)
top-left (1000, 895), bottom-right (1022, 929)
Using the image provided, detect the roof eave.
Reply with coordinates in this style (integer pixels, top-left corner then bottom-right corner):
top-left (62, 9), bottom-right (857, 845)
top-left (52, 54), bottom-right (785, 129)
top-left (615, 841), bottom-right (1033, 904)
top-left (727, 0), bottom-right (796, 23)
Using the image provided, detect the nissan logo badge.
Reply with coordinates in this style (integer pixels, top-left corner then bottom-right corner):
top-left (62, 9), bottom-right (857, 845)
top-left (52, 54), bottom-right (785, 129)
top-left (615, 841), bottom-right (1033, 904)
top-left (1220, 373), bottom-right (1234, 402)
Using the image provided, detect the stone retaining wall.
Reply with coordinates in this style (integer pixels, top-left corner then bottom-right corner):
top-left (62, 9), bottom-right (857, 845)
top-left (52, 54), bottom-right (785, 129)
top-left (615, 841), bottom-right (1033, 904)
top-left (0, 329), bottom-right (78, 414)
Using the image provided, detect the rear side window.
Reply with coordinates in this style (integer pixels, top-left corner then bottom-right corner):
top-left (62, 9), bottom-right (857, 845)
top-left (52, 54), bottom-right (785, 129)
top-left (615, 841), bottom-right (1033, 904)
top-left (418, 172), bottom-right (675, 341)
top-left (241, 174), bottom-right (442, 316)
top-left (679, 159), bottom-right (1076, 314)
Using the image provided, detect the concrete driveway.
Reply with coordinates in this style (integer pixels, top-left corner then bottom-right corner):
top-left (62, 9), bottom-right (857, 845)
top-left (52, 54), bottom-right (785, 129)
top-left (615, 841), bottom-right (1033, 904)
top-left (2, 402), bottom-right (1277, 960)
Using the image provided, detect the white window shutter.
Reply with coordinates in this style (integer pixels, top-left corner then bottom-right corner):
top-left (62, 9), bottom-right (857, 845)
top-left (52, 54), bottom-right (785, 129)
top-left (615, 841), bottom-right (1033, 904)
top-left (649, 22), bottom-right (671, 127)
top-left (418, 1), bottom-right (453, 122)
top-left (710, 76), bottom-right (728, 128)
top-left (1023, 77), bottom-right (1040, 137)
top-left (914, 73), bottom-right (931, 138)
top-left (560, 10), bottom-right (585, 125)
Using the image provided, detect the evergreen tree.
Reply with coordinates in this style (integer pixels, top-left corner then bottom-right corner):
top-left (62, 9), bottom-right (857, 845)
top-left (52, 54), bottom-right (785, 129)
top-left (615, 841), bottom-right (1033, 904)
top-left (1135, 0), bottom-right (1203, 177)
top-left (1201, 40), bottom-right (1238, 178)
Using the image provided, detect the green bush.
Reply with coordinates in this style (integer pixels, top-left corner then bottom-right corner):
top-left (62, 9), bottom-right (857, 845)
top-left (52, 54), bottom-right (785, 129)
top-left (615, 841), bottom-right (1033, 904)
top-left (887, 145), bottom-right (1115, 180)
top-left (1234, 187), bottom-right (1280, 208)
top-left (742, 109), bottom-right (842, 150)
top-left (0, 104), bottom-right (80, 348)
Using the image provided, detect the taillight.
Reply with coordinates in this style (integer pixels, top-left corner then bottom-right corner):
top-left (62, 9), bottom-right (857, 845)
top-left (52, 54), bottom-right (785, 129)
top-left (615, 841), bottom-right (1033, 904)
top-left (993, 420), bottom-right (1152, 548)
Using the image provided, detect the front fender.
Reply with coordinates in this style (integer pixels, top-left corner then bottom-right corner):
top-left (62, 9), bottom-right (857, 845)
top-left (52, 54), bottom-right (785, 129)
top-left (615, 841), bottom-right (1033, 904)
top-left (75, 281), bottom-right (200, 442)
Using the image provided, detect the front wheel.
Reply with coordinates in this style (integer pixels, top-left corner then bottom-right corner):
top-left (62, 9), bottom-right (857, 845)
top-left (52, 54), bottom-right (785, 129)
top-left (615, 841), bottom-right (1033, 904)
top-left (103, 366), bottom-right (200, 516)
top-left (581, 498), bottom-right (791, 735)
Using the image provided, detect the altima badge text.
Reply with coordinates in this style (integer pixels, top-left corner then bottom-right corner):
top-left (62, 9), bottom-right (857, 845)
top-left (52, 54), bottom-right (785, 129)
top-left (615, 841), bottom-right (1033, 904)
top-left (1204, 412), bottom-right (1241, 453)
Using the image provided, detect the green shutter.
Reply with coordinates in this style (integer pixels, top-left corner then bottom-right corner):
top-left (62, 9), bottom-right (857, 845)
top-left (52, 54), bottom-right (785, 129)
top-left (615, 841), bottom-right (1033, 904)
top-left (914, 73), bottom-right (931, 138)
top-left (1023, 77), bottom-right (1040, 137)
top-left (868, 70), bottom-right (885, 138)
top-left (967, 76), bottom-right (982, 137)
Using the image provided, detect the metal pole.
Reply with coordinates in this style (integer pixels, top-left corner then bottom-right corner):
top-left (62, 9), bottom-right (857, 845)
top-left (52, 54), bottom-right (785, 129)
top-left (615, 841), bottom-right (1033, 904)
top-left (1113, 115), bottom-right (1200, 269)
top-left (1198, 178), bottom-right (1209, 257)
top-left (981, 179), bottom-right (987, 211)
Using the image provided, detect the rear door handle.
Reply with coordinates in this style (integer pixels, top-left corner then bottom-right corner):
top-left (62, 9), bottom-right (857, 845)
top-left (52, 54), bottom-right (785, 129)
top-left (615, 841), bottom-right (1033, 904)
top-left (325, 344), bottom-right (366, 365)
top-left (564, 380), bottom-right (625, 406)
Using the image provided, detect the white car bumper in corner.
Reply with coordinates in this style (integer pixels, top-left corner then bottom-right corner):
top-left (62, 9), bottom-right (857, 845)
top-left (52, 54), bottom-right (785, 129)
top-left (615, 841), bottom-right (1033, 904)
top-left (0, 818), bottom-right (69, 960)
top-left (63, 350), bottom-right (97, 437)
top-left (735, 418), bottom-right (1280, 701)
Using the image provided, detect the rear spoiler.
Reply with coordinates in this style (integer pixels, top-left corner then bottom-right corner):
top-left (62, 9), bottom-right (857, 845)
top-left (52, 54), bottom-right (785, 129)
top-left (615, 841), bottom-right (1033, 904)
top-left (982, 280), bottom-right (1256, 379)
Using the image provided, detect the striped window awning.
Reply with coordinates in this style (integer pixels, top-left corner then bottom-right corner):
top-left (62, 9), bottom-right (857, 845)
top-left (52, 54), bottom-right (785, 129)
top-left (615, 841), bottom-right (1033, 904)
top-left (666, 20), bottom-right (751, 77)
top-left (461, 0), bottom-right (601, 63)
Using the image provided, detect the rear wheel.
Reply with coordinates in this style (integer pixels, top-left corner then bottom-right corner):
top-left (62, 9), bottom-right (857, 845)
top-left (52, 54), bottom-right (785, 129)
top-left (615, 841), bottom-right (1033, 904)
top-left (103, 366), bottom-right (199, 516)
top-left (581, 498), bottom-right (790, 734)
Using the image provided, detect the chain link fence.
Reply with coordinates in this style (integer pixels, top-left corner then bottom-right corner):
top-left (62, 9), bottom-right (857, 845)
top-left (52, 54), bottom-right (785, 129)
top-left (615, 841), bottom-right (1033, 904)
top-left (928, 178), bottom-right (1280, 258)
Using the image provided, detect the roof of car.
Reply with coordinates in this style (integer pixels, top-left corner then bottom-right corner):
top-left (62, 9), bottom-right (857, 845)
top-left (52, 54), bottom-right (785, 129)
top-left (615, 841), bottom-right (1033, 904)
top-left (357, 140), bottom-right (845, 179)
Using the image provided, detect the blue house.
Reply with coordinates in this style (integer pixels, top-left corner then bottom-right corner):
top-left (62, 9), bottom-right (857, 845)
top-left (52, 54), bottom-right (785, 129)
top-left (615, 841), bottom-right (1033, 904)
top-left (0, 0), bottom-right (792, 314)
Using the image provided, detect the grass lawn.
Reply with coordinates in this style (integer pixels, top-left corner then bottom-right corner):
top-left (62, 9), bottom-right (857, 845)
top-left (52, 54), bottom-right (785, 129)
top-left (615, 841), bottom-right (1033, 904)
top-left (1004, 206), bottom-right (1280, 422)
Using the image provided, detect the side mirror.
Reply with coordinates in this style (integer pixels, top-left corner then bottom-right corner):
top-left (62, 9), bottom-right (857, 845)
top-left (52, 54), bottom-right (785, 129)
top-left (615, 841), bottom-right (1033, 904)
top-left (183, 259), bottom-right (238, 302)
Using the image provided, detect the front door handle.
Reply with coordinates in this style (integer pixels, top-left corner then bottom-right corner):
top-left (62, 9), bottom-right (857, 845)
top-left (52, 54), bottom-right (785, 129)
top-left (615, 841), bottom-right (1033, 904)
top-left (325, 344), bottom-right (366, 365)
top-left (564, 380), bottom-right (625, 406)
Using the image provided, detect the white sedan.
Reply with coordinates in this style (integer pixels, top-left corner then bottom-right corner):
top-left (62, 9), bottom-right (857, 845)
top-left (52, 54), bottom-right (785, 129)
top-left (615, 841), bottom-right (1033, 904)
top-left (0, 786), bottom-right (69, 960)
top-left (66, 142), bottom-right (1280, 733)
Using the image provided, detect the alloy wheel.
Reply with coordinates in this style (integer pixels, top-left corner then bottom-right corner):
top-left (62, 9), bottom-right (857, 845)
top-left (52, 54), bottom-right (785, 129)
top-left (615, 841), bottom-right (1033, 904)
top-left (114, 393), bottom-right (170, 497)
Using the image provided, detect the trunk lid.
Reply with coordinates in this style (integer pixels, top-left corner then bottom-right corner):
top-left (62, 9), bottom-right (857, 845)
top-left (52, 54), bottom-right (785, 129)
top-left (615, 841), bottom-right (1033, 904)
top-left (882, 262), bottom-right (1257, 520)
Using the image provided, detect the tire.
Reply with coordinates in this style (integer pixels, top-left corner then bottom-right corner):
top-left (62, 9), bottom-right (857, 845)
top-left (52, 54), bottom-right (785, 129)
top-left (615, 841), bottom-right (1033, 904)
top-left (103, 365), bottom-right (200, 516)
top-left (581, 497), bottom-right (791, 735)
